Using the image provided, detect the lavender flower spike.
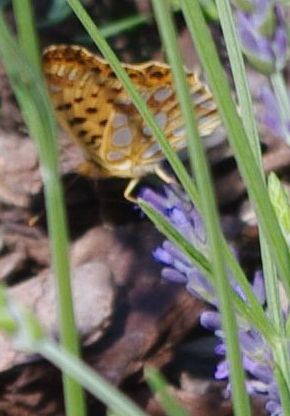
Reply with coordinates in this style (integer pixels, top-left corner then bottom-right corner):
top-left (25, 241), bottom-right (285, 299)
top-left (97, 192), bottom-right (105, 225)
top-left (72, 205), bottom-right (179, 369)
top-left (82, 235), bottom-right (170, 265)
top-left (140, 185), bottom-right (216, 304)
top-left (140, 184), bottom-right (283, 415)
top-left (202, 308), bottom-right (281, 414)
top-left (235, 0), bottom-right (288, 74)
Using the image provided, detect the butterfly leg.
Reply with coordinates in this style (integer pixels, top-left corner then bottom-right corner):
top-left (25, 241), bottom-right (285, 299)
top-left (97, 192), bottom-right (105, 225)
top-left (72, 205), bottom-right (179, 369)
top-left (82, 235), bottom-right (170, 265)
top-left (124, 178), bottom-right (140, 202)
top-left (124, 167), bottom-right (177, 202)
top-left (154, 165), bottom-right (177, 185)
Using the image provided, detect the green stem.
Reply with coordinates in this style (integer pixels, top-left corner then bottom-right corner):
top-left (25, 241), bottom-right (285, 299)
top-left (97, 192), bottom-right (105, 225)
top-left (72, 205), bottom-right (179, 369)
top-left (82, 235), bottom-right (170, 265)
top-left (271, 71), bottom-right (290, 145)
top-left (151, 3), bottom-right (250, 415)
top-left (12, 0), bottom-right (41, 72)
top-left (180, 0), bottom-right (290, 300)
top-left (215, 0), bottom-right (261, 162)
top-left (145, 367), bottom-right (190, 416)
top-left (100, 13), bottom-right (151, 38)
top-left (216, 2), bottom-right (290, 413)
top-left (39, 341), bottom-right (148, 416)
top-left (0, 10), bottom-right (87, 416)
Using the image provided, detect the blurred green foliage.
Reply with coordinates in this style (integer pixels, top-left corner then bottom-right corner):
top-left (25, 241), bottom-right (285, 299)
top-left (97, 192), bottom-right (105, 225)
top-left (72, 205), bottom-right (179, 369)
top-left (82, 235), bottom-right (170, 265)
top-left (38, 0), bottom-right (72, 28)
top-left (0, 0), bottom-right (219, 36)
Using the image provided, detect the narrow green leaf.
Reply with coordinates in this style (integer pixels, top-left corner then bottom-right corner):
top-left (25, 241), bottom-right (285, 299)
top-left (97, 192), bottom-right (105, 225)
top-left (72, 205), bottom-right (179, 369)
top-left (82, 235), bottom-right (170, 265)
top-left (181, 0), bottom-right (290, 299)
top-left (0, 11), bottom-right (87, 416)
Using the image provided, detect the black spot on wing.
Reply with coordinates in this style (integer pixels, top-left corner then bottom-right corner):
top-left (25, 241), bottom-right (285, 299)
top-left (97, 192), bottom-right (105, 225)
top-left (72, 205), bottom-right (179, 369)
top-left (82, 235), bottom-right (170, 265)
top-left (74, 97), bottom-right (84, 103)
top-left (69, 117), bottom-right (86, 125)
top-left (85, 107), bottom-right (98, 114)
top-left (78, 129), bottom-right (87, 137)
top-left (57, 103), bottom-right (72, 111)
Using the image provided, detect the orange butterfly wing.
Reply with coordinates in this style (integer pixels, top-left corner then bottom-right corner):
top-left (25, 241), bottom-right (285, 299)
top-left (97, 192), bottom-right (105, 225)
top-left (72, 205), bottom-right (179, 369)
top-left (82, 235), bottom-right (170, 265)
top-left (43, 44), bottom-right (220, 179)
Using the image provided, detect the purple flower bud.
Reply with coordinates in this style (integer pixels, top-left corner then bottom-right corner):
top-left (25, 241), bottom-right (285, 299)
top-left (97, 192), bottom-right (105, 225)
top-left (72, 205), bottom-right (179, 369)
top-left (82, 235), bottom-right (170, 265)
top-left (243, 356), bottom-right (273, 383)
top-left (215, 360), bottom-right (229, 379)
top-left (153, 247), bottom-right (173, 265)
top-left (215, 343), bottom-right (226, 355)
top-left (162, 240), bottom-right (191, 267)
top-left (238, 12), bottom-right (274, 72)
top-left (189, 207), bottom-right (206, 242)
top-left (236, 2), bottom-right (288, 73)
top-left (161, 267), bottom-right (187, 284)
top-left (260, 85), bottom-right (290, 139)
top-left (232, 280), bottom-right (247, 302)
top-left (239, 329), bottom-right (265, 354)
top-left (273, 27), bottom-right (288, 69)
top-left (200, 311), bottom-right (221, 331)
top-left (252, 271), bottom-right (266, 304)
top-left (139, 187), bottom-right (168, 214)
top-left (266, 400), bottom-right (282, 416)
top-left (186, 270), bottom-right (216, 303)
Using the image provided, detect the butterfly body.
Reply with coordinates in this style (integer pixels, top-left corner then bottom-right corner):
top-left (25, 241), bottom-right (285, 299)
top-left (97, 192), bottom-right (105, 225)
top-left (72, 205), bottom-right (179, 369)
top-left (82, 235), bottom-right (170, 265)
top-left (43, 45), bottom-right (220, 194)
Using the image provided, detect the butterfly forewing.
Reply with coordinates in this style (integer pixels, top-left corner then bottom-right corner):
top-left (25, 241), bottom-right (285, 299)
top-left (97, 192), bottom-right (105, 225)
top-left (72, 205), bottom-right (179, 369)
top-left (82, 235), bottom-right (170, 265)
top-left (43, 44), bottom-right (220, 179)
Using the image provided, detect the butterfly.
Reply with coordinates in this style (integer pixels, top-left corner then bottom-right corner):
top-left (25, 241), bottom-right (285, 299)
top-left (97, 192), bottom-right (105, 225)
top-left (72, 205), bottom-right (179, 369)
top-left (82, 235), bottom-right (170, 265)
top-left (43, 44), bottom-right (221, 200)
